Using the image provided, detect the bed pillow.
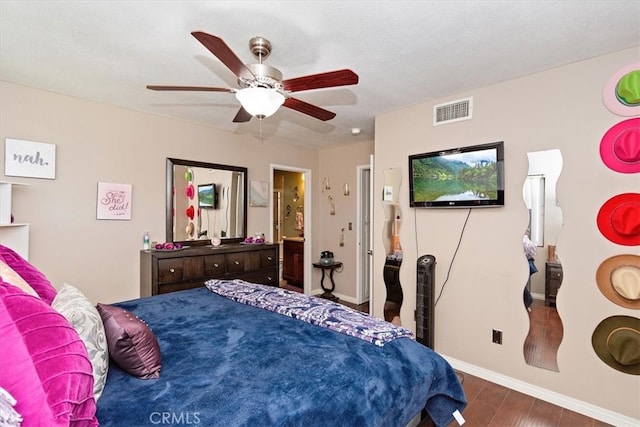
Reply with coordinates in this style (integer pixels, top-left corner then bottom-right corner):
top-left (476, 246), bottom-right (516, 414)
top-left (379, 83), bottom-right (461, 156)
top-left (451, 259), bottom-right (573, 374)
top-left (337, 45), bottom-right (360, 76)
top-left (0, 282), bottom-right (98, 426)
top-left (97, 303), bottom-right (162, 379)
top-left (0, 244), bottom-right (57, 304)
top-left (0, 260), bottom-right (39, 298)
top-left (52, 284), bottom-right (109, 401)
top-left (0, 386), bottom-right (22, 427)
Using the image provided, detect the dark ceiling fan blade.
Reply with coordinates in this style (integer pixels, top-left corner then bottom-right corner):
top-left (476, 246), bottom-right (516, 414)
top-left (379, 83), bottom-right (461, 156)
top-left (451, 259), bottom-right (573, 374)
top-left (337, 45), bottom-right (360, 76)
top-left (282, 69), bottom-right (358, 93)
top-left (232, 107), bottom-right (252, 123)
top-left (146, 85), bottom-right (234, 92)
top-left (191, 32), bottom-right (255, 79)
top-left (283, 97), bottom-right (336, 121)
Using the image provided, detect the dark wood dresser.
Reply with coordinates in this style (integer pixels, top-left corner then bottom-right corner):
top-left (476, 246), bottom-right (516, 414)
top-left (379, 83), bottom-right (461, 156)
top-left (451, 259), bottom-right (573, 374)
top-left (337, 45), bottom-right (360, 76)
top-left (140, 243), bottom-right (279, 296)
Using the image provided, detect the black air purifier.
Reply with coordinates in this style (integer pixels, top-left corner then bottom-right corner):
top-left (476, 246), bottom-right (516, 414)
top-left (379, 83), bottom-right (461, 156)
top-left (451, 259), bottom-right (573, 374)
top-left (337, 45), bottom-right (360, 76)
top-left (416, 255), bottom-right (435, 349)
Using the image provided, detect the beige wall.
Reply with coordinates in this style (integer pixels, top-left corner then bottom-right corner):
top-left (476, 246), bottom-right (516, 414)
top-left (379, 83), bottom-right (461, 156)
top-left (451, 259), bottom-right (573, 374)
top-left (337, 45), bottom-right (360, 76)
top-left (316, 140), bottom-right (374, 300)
top-left (0, 81), bottom-right (321, 303)
top-left (0, 81), bottom-right (374, 305)
top-left (374, 47), bottom-right (639, 421)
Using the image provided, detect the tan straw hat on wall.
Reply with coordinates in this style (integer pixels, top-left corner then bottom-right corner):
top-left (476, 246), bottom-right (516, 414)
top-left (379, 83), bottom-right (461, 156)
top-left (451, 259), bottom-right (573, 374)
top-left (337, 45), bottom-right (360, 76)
top-left (596, 254), bottom-right (640, 309)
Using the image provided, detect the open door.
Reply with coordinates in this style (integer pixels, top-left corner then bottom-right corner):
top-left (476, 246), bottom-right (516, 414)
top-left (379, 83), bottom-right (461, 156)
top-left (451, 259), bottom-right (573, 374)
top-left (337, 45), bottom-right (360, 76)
top-left (356, 155), bottom-right (374, 306)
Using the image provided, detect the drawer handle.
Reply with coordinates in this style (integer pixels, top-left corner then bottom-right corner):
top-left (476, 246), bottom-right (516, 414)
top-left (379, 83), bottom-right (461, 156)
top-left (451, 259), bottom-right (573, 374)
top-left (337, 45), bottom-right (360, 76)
top-left (234, 260), bottom-right (240, 265)
top-left (214, 263), bottom-right (219, 268)
top-left (170, 268), bottom-right (175, 273)
top-left (267, 276), bottom-right (273, 281)
top-left (267, 256), bottom-right (273, 261)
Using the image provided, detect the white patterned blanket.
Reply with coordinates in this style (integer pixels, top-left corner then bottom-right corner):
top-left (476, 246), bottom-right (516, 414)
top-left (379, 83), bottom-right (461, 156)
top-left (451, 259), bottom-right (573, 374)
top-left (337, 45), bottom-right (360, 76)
top-left (205, 279), bottom-right (415, 346)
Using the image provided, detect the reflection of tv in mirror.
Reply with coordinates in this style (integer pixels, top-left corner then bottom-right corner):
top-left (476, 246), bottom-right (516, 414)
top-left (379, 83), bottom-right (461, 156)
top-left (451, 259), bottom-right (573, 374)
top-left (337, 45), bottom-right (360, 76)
top-left (198, 183), bottom-right (218, 209)
top-left (409, 141), bottom-right (504, 208)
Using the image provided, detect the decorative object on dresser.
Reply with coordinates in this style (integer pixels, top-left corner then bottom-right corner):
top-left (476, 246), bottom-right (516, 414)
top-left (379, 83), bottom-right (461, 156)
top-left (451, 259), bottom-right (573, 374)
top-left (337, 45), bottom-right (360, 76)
top-left (140, 244), bottom-right (279, 296)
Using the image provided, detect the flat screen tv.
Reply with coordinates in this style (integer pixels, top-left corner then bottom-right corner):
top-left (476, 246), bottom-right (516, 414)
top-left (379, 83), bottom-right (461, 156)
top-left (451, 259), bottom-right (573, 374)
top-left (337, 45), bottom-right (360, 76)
top-left (198, 183), bottom-right (217, 209)
top-left (409, 141), bottom-right (504, 208)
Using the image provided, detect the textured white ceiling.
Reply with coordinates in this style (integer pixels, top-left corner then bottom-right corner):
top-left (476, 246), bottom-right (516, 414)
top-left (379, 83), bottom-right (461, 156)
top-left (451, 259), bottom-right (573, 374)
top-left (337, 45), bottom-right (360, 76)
top-left (1, 1), bottom-right (639, 148)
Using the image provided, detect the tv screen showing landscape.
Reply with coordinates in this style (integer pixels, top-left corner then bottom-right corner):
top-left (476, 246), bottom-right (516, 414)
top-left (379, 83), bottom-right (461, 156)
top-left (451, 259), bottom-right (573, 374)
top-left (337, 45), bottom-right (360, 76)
top-left (409, 141), bottom-right (504, 208)
top-left (198, 183), bottom-right (216, 209)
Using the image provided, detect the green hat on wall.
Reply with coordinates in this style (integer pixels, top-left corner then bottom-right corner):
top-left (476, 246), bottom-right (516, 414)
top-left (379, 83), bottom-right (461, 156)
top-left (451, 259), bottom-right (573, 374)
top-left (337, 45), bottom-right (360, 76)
top-left (616, 70), bottom-right (640, 106)
top-left (592, 315), bottom-right (640, 375)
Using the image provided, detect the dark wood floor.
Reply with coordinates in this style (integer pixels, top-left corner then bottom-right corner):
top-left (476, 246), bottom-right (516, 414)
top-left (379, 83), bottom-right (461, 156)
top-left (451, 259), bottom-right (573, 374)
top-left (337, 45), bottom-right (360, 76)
top-left (280, 283), bottom-right (606, 426)
top-left (524, 299), bottom-right (563, 371)
top-left (419, 371), bottom-right (611, 426)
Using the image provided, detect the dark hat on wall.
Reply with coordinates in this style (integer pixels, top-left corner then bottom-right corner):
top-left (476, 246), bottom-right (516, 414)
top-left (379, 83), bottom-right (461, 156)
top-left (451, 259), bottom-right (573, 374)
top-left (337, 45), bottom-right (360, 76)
top-left (596, 193), bottom-right (640, 246)
top-left (603, 62), bottom-right (640, 117)
top-left (596, 254), bottom-right (640, 309)
top-left (599, 118), bottom-right (640, 174)
top-left (592, 315), bottom-right (640, 375)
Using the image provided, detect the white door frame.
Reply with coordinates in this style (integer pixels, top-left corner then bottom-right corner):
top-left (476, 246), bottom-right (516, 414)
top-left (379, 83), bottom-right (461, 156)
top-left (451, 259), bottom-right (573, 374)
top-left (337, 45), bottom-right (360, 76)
top-left (270, 164), bottom-right (312, 295)
top-left (356, 155), bottom-right (374, 305)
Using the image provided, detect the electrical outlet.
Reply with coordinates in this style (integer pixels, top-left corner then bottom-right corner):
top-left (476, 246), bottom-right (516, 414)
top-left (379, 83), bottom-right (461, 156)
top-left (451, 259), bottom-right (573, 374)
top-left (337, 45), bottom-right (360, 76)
top-left (492, 329), bottom-right (503, 345)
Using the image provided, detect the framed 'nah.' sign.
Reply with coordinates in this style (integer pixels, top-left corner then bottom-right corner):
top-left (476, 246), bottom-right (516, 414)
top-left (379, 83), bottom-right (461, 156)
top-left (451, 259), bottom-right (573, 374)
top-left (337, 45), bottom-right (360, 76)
top-left (4, 138), bottom-right (56, 180)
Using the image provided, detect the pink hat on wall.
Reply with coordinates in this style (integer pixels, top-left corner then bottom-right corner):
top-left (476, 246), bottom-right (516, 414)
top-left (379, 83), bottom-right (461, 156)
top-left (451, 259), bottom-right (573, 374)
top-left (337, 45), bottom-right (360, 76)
top-left (597, 193), bottom-right (640, 246)
top-left (602, 62), bottom-right (640, 117)
top-left (599, 118), bottom-right (640, 174)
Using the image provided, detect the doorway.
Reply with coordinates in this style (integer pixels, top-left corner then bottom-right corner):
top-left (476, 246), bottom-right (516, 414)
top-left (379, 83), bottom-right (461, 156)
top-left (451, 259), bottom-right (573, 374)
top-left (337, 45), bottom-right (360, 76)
top-left (356, 156), bottom-right (373, 307)
top-left (270, 165), bottom-right (312, 295)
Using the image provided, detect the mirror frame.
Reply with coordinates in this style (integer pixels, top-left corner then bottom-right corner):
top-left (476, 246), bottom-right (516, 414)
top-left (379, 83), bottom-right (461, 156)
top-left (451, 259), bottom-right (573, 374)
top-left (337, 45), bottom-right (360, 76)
top-left (166, 158), bottom-right (248, 246)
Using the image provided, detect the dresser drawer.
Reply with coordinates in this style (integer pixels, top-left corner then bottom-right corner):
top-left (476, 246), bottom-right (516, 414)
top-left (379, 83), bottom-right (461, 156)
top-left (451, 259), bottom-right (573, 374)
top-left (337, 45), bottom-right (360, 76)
top-left (158, 258), bottom-right (184, 284)
top-left (204, 254), bottom-right (226, 277)
top-left (260, 249), bottom-right (277, 267)
top-left (239, 268), bottom-right (279, 287)
top-left (183, 256), bottom-right (204, 280)
top-left (226, 253), bottom-right (245, 273)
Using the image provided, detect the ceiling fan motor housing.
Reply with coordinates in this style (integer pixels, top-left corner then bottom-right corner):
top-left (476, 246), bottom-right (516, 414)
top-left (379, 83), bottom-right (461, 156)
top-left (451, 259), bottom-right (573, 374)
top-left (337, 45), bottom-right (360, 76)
top-left (239, 63), bottom-right (283, 90)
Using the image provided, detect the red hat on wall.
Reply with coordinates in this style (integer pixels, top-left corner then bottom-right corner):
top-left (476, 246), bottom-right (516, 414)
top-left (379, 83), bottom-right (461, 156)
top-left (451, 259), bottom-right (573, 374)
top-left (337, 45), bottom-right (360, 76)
top-left (186, 205), bottom-right (195, 220)
top-left (597, 193), bottom-right (640, 246)
top-left (600, 118), bottom-right (640, 174)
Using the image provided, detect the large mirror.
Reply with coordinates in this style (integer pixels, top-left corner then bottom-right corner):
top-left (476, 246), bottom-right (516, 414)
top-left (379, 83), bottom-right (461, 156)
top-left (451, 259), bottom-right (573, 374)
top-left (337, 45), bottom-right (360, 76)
top-left (522, 149), bottom-right (564, 371)
top-left (166, 158), bottom-right (247, 246)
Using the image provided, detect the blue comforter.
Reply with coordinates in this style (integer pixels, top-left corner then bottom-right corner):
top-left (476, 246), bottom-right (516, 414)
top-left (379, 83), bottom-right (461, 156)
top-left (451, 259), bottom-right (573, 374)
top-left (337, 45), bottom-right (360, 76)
top-left (97, 286), bottom-right (466, 426)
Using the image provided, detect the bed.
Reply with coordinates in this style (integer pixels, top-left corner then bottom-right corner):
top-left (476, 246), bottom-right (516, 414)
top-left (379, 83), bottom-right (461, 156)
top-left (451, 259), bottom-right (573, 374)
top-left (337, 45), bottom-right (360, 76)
top-left (95, 280), bottom-right (466, 427)
top-left (0, 243), bottom-right (465, 427)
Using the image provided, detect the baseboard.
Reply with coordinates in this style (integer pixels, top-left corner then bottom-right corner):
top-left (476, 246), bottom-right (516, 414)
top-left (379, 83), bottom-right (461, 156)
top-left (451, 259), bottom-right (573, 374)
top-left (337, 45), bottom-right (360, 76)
top-left (442, 355), bottom-right (639, 427)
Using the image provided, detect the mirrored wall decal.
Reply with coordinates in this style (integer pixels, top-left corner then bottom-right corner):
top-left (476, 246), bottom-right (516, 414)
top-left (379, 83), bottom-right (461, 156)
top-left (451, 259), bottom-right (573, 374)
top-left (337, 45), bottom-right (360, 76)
top-left (383, 168), bottom-right (403, 325)
top-left (522, 149), bottom-right (564, 372)
top-left (166, 158), bottom-right (247, 246)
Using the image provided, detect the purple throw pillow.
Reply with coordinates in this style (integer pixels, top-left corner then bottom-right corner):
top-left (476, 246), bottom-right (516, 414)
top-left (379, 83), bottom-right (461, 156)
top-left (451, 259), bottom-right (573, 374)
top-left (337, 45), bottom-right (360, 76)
top-left (0, 282), bottom-right (98, 426)
top-left (0, 245), bottom-right (57, 305)
top-left (97, 303), bottom-right (162, 379)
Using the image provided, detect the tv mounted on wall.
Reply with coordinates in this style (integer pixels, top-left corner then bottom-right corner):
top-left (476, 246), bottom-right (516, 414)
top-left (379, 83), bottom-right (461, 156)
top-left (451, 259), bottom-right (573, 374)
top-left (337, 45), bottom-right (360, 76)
top-left (409, 141), bottom-right (504, 208)
top-left (198, 183), bottom-right (218, 209)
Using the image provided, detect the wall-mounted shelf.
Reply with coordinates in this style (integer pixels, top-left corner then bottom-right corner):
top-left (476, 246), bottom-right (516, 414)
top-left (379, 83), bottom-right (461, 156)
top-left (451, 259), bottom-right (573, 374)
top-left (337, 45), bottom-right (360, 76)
top-left (0, 181), bottom-right (30, 260)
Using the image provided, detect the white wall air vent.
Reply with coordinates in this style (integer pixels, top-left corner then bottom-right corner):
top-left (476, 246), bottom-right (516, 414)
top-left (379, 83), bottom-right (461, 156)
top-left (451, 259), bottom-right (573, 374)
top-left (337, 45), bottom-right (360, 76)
top-left (433, 97), bottom-right (473, 126)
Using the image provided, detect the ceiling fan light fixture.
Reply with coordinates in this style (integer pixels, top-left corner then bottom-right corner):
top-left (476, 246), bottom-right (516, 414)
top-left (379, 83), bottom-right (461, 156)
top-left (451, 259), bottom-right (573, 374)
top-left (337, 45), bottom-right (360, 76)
top-left (235, 87), bottom-right (285, 118)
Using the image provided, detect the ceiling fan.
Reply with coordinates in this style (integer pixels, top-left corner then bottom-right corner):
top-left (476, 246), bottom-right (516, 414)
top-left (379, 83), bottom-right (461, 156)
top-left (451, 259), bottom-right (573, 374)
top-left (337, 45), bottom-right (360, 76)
top-left (147, 31), bottom-right (359, 122)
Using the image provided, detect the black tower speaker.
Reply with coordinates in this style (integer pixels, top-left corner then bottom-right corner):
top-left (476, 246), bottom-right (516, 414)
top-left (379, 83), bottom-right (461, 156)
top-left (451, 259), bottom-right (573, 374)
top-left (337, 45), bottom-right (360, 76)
top-left (416, 255), bottom-right (436, 349)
